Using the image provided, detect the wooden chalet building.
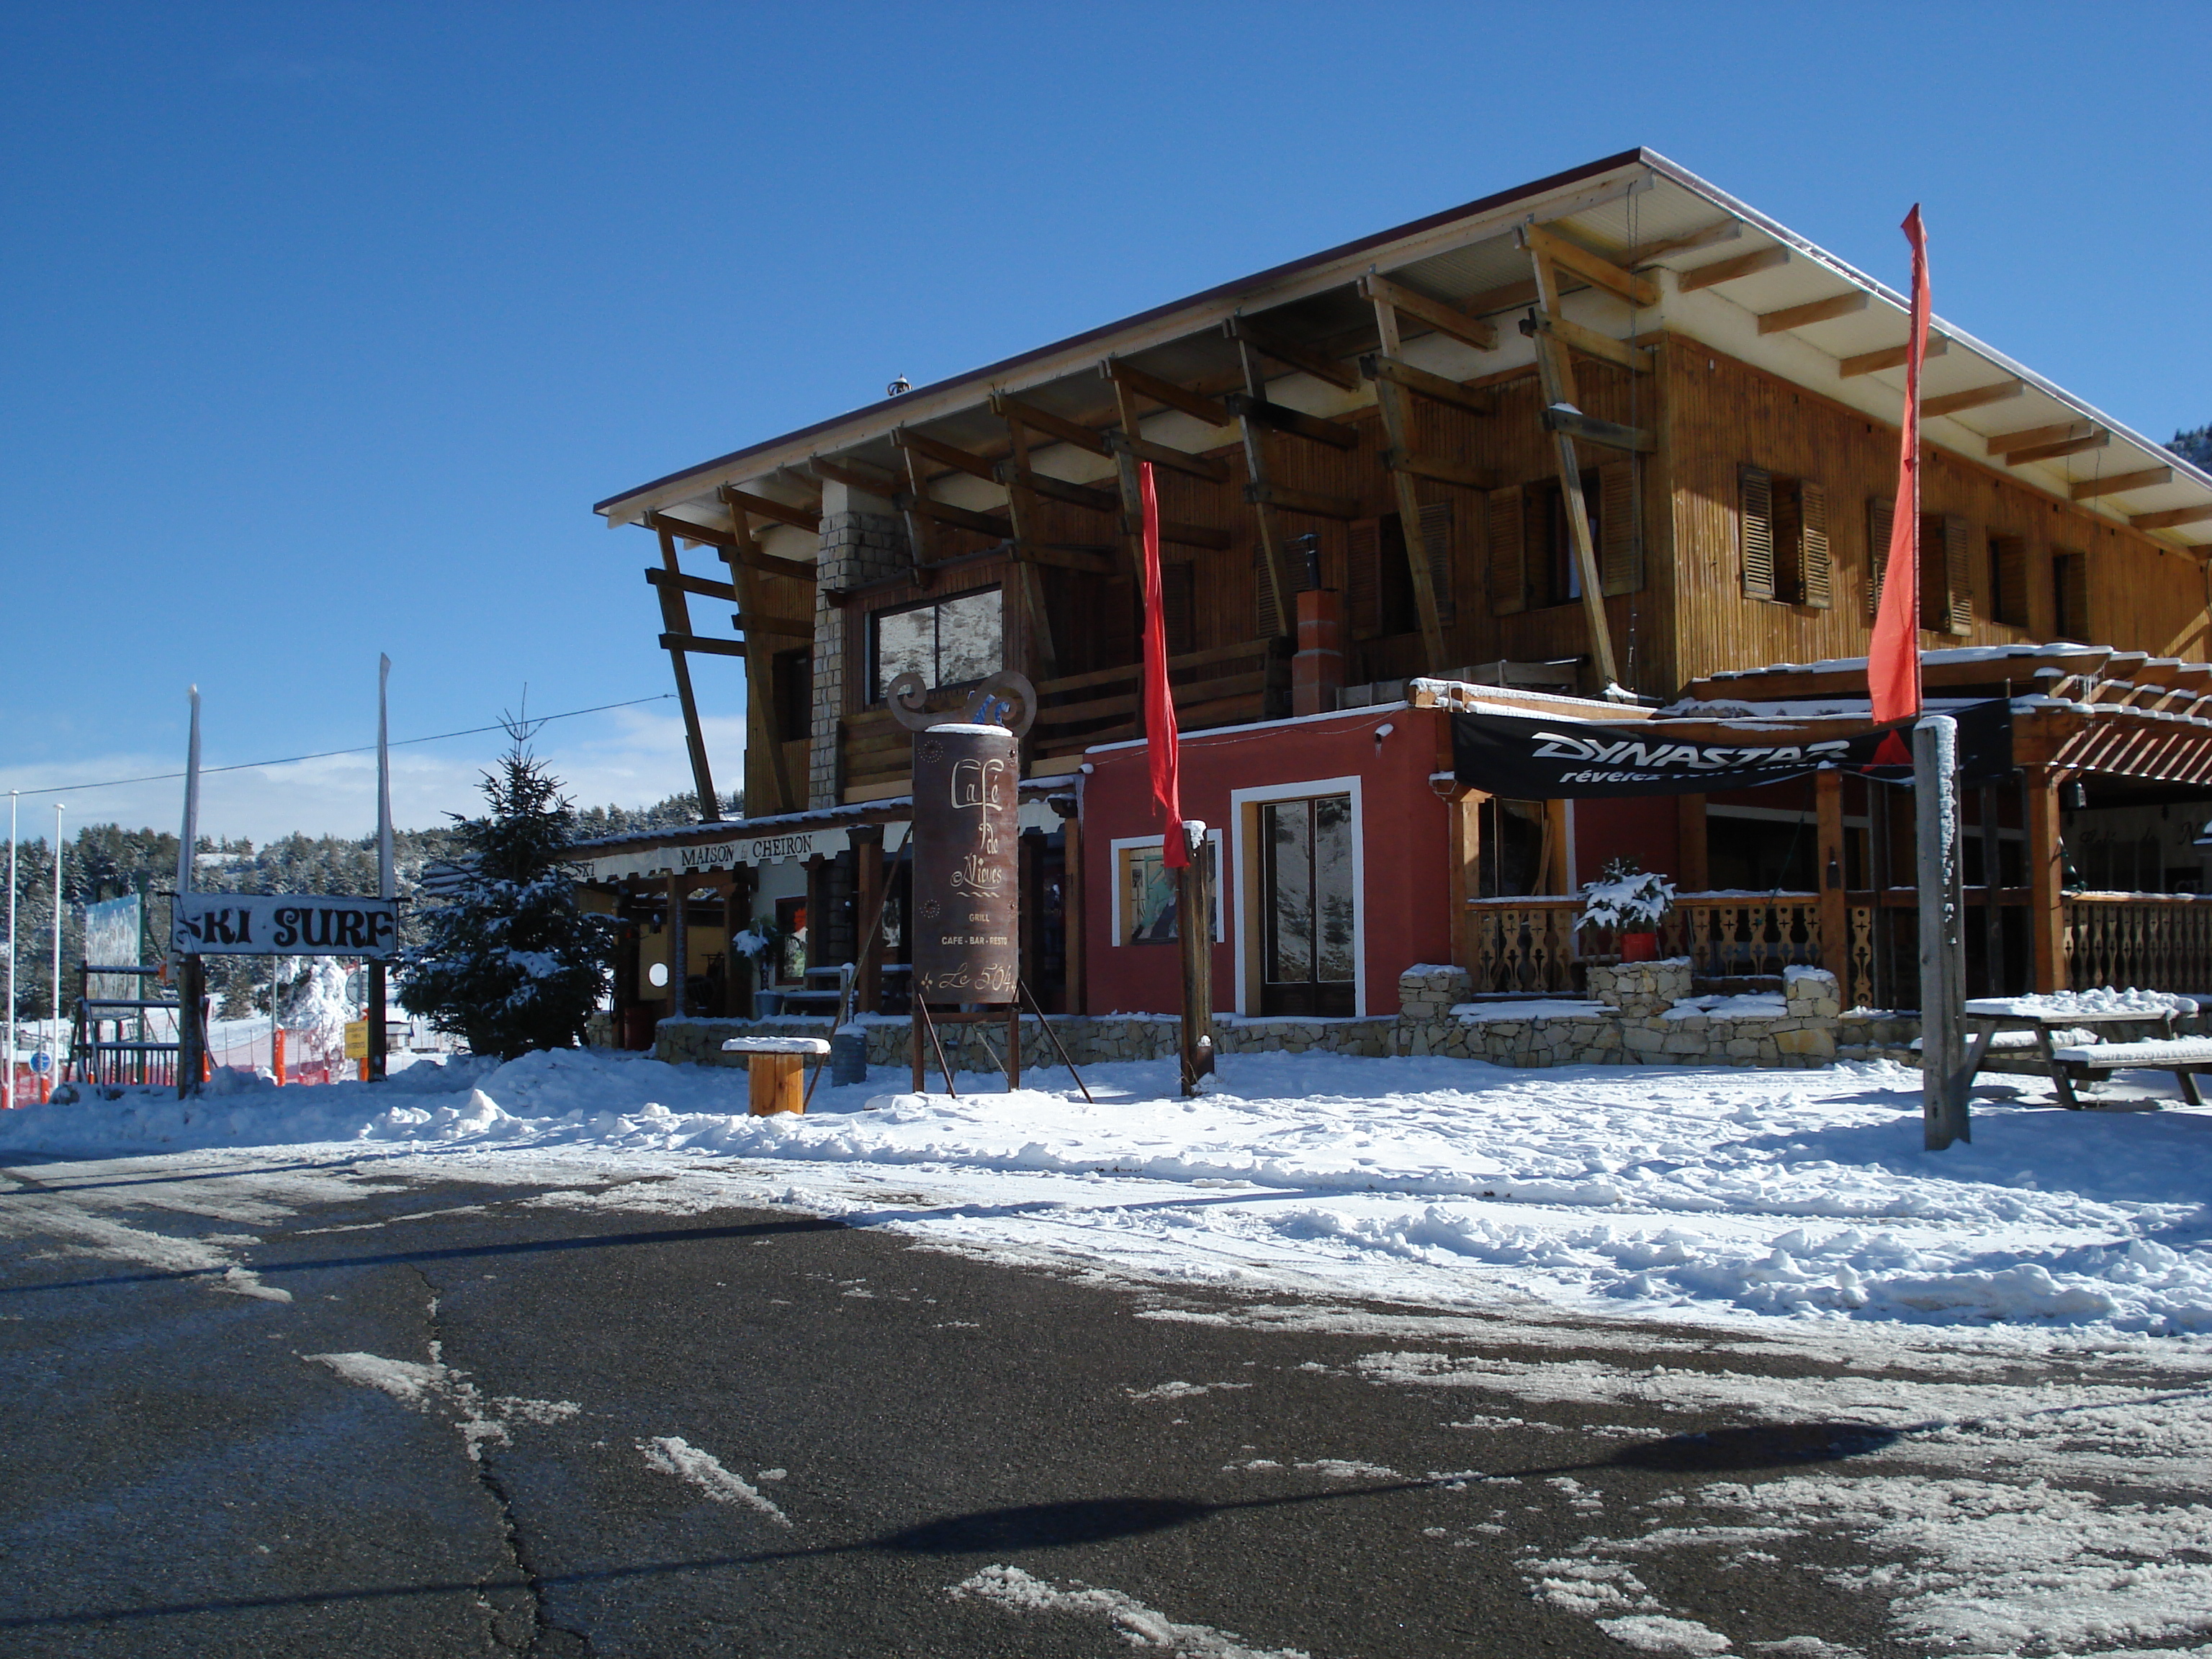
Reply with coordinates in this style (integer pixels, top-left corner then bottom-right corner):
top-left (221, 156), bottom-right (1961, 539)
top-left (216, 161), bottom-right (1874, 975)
top-left (576, 148), bottom-right (2212, 1040)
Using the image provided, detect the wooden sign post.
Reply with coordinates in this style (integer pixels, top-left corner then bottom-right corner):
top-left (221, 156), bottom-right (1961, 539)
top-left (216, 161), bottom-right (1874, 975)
top-left (1915, 716), bottom-right (1972, 1147)
top-left (1176, 820), bottom-right (1215, 1096)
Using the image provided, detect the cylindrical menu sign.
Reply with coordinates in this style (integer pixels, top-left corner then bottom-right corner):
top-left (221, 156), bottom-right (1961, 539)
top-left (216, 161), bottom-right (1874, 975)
top-left (910, 722), bottom-right (1020, 1005)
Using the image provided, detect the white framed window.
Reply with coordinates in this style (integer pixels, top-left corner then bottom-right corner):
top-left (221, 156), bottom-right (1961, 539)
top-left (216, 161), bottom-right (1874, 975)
top-left (1110, 831), bottom-right (1224, 946)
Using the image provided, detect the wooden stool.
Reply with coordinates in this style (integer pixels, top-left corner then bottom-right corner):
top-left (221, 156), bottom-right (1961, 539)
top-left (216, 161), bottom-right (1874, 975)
top-left (721, 1036), bottom-right (831, 1116)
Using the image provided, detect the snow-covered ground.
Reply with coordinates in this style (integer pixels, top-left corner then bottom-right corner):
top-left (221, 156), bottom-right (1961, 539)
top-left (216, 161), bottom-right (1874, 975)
top-left (7, 1045), bottom-right (2211, 1341)
top-left (9, 1047), bottom-right (2212, 1657)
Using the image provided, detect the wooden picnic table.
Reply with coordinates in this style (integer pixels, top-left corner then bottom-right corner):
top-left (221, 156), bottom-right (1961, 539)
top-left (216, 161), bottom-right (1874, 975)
top-left (1961, 998), bottom-right (2188, 1108)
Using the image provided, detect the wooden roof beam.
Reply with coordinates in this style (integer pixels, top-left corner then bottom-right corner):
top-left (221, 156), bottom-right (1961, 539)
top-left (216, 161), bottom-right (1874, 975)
top-left (1358, 351), bottom-right (1493, 416)
top-left (640, 511), bottom-right (815, 583)
top-left (1675, 244), bottom-right (1790, 293)
top-left (1540, 405), bottom-right (1655, 454)
top-left (1988, 420), bottom-right (2095, 459)
top-left (1756, 292), bottom-right (1869, 334)
top-left (807, 454), bottom-right (904, 499)
top-left (2072, 467), bottom-right (2174, 502)
top-left (1102, 429), bottom-right (1229, 484)
top-left (1838, 336), bottom-right (1951, 377)
top-left (2005, 431), bottom-right (2111, 465)
top-left (1518, 310), bottom-right (1652, 374)
top-left (1922, 380), bottom-right (2026, 419)
top-left (719, 485), bottom-right (822, 534)
top-left (1223, 391), bottom-right (1360, 451)
top-left (1519, 222), bottom-right (1658, 309)
top-left (986, 392), bottom-right (1112, 457)
top-left (1099, 359), bottom-right (1232, 428)
top-left (891, 426), bottom-right (1001, 485)
top-left (2132, 504), bottom-right (2212, 531)
top-left (1357, 274), bottom-right (1500, 354)
top-left (1222, 315), bottom-right (1362, 391)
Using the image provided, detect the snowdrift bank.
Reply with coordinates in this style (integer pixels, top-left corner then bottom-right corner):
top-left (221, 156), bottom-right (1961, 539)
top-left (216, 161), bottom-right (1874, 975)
top-left (6, 1047), bottom-right (2209, 1336)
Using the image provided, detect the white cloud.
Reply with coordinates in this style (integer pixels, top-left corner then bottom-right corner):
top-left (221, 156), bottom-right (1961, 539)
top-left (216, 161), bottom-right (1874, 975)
top-left (0, 706), bottom-right (744, 845)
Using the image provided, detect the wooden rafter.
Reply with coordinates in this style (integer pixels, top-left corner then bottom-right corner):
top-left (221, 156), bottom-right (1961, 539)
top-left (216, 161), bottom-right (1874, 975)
top-left (2071, 467), bottom-right (2173, 502)
top-left (720, 486), bottom-right (822, 534)
top-left (1518, 309), bottom-right (1653, 374)
top-left (1223, 315), bottom-right (1361, 391)
top-left (1520, 222), bottom-right (1658, 309)
top-left (658, 632), bottom-right (746, 660)
top-left (1102, 429), bottom-right (1228, 484)
top-left (2133, 504), bottom-right (2212, 531)
top-left (2005, 431), bottom-right (2110, 465)
top-left (1674, 244), bottom-right (1789, 293)
top-left (1755, 292), bottom-right (1869, 334)
top-left (1356, 274), bottom-right (1499, 354)
top-left (643, 511), bottom-right (817, 583)
top-left (986, 392), bottom-right (1111, 457)
top-left (891, 427), bottom-right (998, 483)
top-left (1539, 405), bottom-right (1654, 454)
top-left (1922, 381), bottom-right (2026, 419)
top-left (1100, 359), bottom-right (1231, 428)
top-left (1223, 391), bottom-right (1359, 450)
top-left (1520, 239), bottom-right (1623, 693)
top-left (1838, 336), bottom-right (1951, 377)
top-left (1988, 420), bottom-right (2095, 458)
top-left (1357, 352), bottom-right (1493, 416)
top-left (806, 454), bottom-right (904, 500)
top-left (652, 524), bottom-right (723, 821)
top-left (721, 500), bottom-right (803, 816)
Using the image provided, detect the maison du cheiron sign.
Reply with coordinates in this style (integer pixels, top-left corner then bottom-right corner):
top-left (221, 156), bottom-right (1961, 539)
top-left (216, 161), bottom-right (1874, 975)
top-left (1451, 698), bottom-right (2014, 799)
top-left (173, 892), bottom-right (400, 960)
top-left (583, 827), bottom-right (850, 884)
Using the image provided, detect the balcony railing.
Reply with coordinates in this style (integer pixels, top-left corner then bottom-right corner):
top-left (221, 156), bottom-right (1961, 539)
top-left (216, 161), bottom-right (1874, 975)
top-left (1468, 892), bottom-right (1826, 998)
top-left (2064, 891), bottom-right (2212, 994)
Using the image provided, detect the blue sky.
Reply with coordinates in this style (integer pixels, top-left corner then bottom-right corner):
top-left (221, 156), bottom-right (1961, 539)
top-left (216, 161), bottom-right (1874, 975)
top-left (3, 1), bottom-right (2206, 842)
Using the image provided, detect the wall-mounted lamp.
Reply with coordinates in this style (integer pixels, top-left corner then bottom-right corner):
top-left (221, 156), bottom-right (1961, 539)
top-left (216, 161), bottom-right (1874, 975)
top-left (1826, 853), bottom-right (1843, 890)
top-left (1373, 721), bottom-right (1395, 747)
top-left (2064, 781), bottom-right (2089, 811)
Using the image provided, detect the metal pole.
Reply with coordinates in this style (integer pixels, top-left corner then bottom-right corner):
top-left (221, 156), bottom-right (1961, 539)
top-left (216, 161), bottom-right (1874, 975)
top-left (176, 687), bottom-right (203, 1098)
top-left (1915, 715), bottom-right (1970, 1148)
top-left (50, 804), bottom-right (63, 1083)
top-left (369, 655), bottom-right (393, 1082)
top-left (6, 790), bottom-right (17, 1114)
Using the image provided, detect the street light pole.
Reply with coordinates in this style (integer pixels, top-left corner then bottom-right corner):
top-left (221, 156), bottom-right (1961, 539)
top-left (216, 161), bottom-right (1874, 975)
top-left (50, 804), bottom-right (63, 1082)
top-left (5, 790), bottom-right (16, 1113)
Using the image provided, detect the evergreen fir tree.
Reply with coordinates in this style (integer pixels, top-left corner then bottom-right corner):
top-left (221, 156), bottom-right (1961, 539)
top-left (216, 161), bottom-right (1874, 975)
top-left (2173, 426), bottom-right (2211, 470)
top-left (397, 729), bottom-right (613, 1058)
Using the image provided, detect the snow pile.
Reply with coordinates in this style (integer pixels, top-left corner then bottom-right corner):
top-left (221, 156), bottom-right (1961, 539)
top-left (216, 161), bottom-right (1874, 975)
top-left (7, 1046), bottom-right (2212, 1337)
top-left (1966, 988), bottom-right (2200, 1018)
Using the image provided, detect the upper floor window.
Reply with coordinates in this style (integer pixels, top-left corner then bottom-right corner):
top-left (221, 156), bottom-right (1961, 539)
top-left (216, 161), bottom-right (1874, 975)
top-left (870, 586), bottom-right (1002, 703)
top-left (1740, 464), bottom-right (1831, 607)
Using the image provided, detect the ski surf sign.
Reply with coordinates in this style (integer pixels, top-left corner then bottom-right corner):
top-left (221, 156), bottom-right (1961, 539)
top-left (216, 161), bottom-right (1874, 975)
top-left (173, 893), bottom-right (400, 959)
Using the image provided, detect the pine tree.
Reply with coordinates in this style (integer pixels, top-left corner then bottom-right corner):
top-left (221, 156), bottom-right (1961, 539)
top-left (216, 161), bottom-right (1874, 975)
top-left (397, 730), bottom-right (614, 1058)
top-left (2175, 425), bottom-right (2212, 469)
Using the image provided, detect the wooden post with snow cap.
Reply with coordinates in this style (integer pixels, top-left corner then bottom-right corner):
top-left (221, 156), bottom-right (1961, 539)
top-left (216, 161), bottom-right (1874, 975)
top-left (1915, 716), bottom-right (1971, 1148)
top-left (1176, 819), bottom-right (1215, 1096)
top-left (724, 1035), bottom-right (830, 1115)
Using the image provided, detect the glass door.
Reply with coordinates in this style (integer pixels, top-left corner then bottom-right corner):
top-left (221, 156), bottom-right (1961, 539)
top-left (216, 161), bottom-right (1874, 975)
top-left (1260, 793), bottom-right (1356, 1015)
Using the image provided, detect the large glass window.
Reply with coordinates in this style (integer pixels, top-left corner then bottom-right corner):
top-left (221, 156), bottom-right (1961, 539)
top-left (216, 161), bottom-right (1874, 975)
top-left (1259, 793), bottom-right (1356, 1015)
top-left (871, 588), bottom-right (1002, 702)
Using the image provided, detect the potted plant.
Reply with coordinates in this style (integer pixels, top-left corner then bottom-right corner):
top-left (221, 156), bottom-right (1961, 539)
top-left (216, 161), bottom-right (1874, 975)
top-left (731, 919), bottom-right (791, 1016)
top-left (1579, 857), bottom-right (1675, 963)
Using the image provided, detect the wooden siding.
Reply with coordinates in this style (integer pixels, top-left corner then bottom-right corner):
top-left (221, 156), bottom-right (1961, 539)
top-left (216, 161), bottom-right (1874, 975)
top-left (1664, 338), bottom-right (2210, 688)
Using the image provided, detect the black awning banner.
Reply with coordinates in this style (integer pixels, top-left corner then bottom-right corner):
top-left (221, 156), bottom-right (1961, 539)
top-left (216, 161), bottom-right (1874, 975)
top-left (1450, 698), bottom-right (2013, 799)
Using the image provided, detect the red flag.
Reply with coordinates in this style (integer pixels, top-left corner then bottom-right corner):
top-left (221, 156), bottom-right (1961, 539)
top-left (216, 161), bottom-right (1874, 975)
top-left (1139, 461), bottom-right (1187, 867)
top-left (1869, 205), bottom-right (1930, 724)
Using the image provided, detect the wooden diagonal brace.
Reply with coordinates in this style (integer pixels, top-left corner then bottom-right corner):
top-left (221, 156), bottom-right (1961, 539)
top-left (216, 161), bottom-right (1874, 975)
top-left (1366, 285), bottom-right (1451, 670)
top-left (655, 526), bottom-right (724, 819)
top-left (1538, 405), bottom-right (1655, 454)
top-left (724, 505), bottom-right (802, 815)
top-left (1524, 256), bottom-right (1623, 694)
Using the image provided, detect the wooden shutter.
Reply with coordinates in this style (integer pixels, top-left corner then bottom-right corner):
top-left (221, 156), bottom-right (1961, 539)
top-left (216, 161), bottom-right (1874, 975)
top-left (1797, 479), bottom-right (1830, 608)
top-left (1598, 461), bottom-right (1642, 595)
top-left (1254, 546), bottom-right (1281, 638)
top-left (1739, 464), bottom-right (1774, 600)
top-left (1417, 500), bottom-right (1457, 624)
top-left (2054, 548), bottom-right (2090, 642)
top-left (1486, 485), bottom-right (1526, 615)
top-left (1162, 561), bottom-right (1196, 655)
top-left (1866, 495), bottom-right (1895, 621)
top-left (1941, 513), bottom-right (1972, 635)
top-left (1990, 534), bottom-right (2029, 627)
top-left (1347, 517), bottom-right (1382, 639)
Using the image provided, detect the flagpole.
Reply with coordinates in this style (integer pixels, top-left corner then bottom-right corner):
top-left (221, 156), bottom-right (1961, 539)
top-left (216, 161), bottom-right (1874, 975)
top-left (6, 791), bottom-right (17, 1114)
top-left (368, 655), bottom-right (392, 1082)
top-left (176, 687), bottom-right (203, 1097)
top-left (50, 804), bottom-right (63, 1089)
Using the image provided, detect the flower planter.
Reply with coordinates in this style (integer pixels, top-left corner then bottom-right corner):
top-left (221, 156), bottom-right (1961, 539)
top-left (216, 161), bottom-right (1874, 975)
top-left (1619, 932), bottom-right (1660, 963)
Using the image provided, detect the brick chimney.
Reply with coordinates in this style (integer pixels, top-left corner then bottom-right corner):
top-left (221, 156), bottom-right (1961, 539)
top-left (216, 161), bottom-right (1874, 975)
top-left (1292, 588), bottom-right (1344, 716)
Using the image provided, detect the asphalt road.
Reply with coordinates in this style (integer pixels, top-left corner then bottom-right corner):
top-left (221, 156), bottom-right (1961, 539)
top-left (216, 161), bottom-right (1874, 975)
top-left (0, 1153), bottom-right (2151, 1658)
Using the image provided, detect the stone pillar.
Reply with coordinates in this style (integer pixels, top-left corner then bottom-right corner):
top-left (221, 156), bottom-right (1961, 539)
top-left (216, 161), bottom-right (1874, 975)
top-left (811, 482), bottom-right (911, 809)
top-left (1292, 588), bottom-right (1344, 716)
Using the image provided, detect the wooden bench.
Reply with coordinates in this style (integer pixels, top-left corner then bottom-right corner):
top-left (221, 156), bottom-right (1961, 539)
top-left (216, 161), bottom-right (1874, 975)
top-left (2048, 1037), bottom-right (2212, 1109)
top-left (721, 1036), bottom-right (832, 1116)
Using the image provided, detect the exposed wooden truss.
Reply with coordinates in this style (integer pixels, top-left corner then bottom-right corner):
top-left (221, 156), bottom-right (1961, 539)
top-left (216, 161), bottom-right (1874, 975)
top-left (1838, 336), bottom-right (1950, 377)
top-left (1755, 292), bottom-right (1868, 334)
top-left (1674, 243), bottom-right (1789, 293)
top-left (2006, 431), bottom-right (2111, 465)
top-left (1223, 314), bottom-right (1362, 392)
top-left (2072, 467), bottom-right (2173, 502)
top-left (1100, 358), bottom-right (1231, 427)
top-left (1922, 380), bottom-right (2026, 419)
top-left (652, 523), bottom-right (723, 821)
top-left (2133, 503), bottom-right (2212, 531)
top-left (719, 490), bottom-right (804, 815)
top-left (642, 511), bottom-right (817, 583)
top-left (1988, 421), bottom-right (2096, 458)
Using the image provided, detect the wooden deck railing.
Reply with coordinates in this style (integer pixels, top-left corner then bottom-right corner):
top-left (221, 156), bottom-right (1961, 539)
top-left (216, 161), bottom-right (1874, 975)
top-left (2064, 891), bottom-right (2212, 994)
top-left (1467, 892), bottom-right (1827, 997)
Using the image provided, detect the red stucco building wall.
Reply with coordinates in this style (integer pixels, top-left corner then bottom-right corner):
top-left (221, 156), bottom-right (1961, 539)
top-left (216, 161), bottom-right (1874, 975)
top-left (1078, 705), bottom-right (1453, 1017)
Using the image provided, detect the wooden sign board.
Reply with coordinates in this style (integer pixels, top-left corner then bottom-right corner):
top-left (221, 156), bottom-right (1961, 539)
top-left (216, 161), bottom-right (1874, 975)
top-left (173, 893), bottom-right (400, 959)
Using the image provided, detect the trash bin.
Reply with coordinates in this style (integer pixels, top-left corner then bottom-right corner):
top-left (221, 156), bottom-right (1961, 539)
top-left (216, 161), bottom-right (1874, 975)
top-left (831, 1025), bottom-right (868, 1087)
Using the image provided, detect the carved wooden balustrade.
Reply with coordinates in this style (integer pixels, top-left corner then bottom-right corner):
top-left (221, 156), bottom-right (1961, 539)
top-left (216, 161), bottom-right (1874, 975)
top-left (1467, 892), bottom-right (1827, 998)
top-left (2063, 892), bottom-right (2212, 994)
